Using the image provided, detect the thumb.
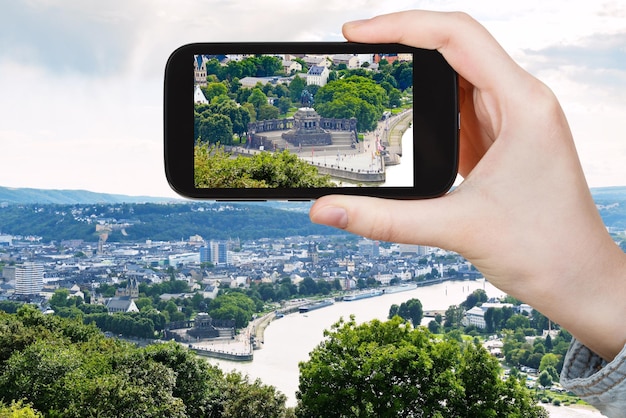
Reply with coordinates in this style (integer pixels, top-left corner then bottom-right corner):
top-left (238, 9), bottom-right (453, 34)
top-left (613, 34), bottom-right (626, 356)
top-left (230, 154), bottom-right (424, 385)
top-left (309, 193), bottom-right (466, 250)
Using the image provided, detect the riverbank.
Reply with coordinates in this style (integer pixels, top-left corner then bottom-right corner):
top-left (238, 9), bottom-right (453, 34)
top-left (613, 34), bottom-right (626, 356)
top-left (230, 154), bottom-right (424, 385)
top-left (251, 311), bottom-right (275, 347)
top-left (382, 109), bottom-right (413, 159)
top-left (205, 279), bottom-right (505, 407)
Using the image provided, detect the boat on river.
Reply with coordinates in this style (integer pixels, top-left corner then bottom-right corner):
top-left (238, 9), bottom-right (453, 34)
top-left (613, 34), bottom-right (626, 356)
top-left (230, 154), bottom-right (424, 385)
top-left (382, 283), bottom-right (418, 294)
top-left (299, 298), bottom-right (335, 313)
top-left (343, 289), bottom-right (383, 301)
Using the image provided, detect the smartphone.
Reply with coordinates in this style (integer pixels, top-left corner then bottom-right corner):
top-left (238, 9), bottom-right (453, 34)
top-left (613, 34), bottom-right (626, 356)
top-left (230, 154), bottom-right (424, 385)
top-left (164, 42), bottom-right (458, 200)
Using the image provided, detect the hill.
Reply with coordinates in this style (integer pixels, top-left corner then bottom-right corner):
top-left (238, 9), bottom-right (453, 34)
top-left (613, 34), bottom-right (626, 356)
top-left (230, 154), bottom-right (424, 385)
top-left (0, 186), bottom-right (175, 205)
top-left (1, 186), bottom-right (625, 242)
top-left (591, 186), bottom-right (626, 230)
top-left (0, 202), bottom-right (338, 242)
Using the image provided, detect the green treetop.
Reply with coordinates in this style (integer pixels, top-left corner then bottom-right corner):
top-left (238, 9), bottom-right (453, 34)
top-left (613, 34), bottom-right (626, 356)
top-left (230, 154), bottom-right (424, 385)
top-left (296, 316), bottom-right (547, 418)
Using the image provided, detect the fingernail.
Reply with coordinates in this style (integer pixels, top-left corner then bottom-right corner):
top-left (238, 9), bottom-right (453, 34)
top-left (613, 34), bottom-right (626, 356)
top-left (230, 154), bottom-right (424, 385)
top-left (312, 206), bottom-right (348, 229)
top-left (344, 18), bottom-right (368, 27)
top-left (342, 18), bottom-right (369, 31)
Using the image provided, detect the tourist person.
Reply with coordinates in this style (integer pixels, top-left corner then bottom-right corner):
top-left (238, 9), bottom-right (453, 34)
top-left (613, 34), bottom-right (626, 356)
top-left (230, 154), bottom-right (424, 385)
top-left (309, 10), bottom-right (626, 417)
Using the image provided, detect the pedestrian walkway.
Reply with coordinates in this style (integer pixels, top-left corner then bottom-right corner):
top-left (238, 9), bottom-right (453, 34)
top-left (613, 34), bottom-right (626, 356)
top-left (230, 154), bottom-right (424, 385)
top-left (230, 109), bottom-right (413, 182)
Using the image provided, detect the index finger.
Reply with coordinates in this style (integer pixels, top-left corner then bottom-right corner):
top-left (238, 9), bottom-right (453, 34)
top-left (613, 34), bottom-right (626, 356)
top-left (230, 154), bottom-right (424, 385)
top-left (343, 10), bottom-right (526, 92)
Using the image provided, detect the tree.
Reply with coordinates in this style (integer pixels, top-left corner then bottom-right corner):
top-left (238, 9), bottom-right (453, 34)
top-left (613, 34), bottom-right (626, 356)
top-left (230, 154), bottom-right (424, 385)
top-left (388, 88), bottom-right (402, 108)
top-left (257, 103), bottom-right (280, 121)
top-left (208, 292), bottom-right (256, 328)
top-left (195, 144), bottom-right (336, 189)
top-left (539, 353), bottom-right (560, 374)
top-left (530, 309), bottom-right (550, 333)
top-left (538, 370), bottom-right (553, 389)
top-left (143, 342), bottom-right (225, 417)
top-left (298, 278), bottom-right (319, 296)
top-left (0, 309), bottom-right (291, 417)
top-left (505, 314), bottom-right (531, 330)
top-left (135, 296), bottom-right (153, 311)
top-left (388, 303), bottom-right (399, 319)
top-left (221, 372), bottom-right (288, 418)
top-left (256, 55), bottom-right (282, 77)
top-left (461, 289), bottom-right (487, 310)
top-left (197, 113), bottom-right (234, 145)
top-left (314, 76), bottom-right (387, 132)
top-left (211, 100), bottom-right (251, 137)
top-left (248, 88), bottom-right (268, 110)
top-left (49, 288), bottom-right (71, 309)
top-left (296, 316), bottom-right (546, 417)
top-left (444, 304), bottom-right (464, 328)
top-left (392, 298), bottom-right (423, 327)
top-left (276, 96), bottom-right (292, 114)
top-left (201, 82), bottom-right (228, 103)
top-left (391, 62), bottom-right (414, 91)
top-left (0, 400), bottom-right (42, 417)
top-left (289, 76), bottom-right (306, 102)
top-left (427, 320), bottom-right (441, 334)
top-left (205, 58), bottom-right (223, 79)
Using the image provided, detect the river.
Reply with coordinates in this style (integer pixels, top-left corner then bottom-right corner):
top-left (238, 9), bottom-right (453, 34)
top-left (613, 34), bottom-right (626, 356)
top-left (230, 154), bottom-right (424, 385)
top-left (384, 125), bottom-right (413, 187)
top-left (206, 279), bottom-right (504, 407)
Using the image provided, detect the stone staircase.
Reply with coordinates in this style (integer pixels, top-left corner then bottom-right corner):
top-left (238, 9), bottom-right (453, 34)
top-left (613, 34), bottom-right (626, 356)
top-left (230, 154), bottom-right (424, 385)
top-left (270, 131), bottom-right (356, 154)
top-left (216, 328), bottom-right (235, 339)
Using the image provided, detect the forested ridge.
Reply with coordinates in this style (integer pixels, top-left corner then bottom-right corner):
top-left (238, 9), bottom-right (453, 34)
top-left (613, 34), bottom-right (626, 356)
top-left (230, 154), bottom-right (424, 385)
top-left (0, 306), bottom-right (290, 417)
top-left (0, 202), bottom-right (338, 242)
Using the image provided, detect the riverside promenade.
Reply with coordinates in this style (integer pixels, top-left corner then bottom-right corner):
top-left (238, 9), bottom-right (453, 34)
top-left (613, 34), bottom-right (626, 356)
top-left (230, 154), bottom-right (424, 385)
top-left (298, 109), bottom-right (413, 177)
top-left (187, 311), bottom-right (277, 362)
top-left (185, 298), bottom-right (316, 361)
top-left (229, 109), bottom-right (413, 184)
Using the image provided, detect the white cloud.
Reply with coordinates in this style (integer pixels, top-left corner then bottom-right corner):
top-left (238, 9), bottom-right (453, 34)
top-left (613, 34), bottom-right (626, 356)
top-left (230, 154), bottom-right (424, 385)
top-left (1, 0), bottom-right (625, 195)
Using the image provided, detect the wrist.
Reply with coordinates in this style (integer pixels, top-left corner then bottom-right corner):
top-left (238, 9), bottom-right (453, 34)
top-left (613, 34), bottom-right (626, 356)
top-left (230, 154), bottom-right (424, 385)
top-left (527, 237), bottom-right (626, 362)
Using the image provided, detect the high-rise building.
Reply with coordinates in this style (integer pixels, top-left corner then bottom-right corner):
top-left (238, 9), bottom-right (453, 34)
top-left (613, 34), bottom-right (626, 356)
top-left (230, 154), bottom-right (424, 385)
top-left (200, 246), bottom-right (211, 264)
top-left (15, 262), bottom-right (44, 295)
top-left (200, 240), bottom-right (229, 266)
top-left (358, 239), bottom-right (380, 258)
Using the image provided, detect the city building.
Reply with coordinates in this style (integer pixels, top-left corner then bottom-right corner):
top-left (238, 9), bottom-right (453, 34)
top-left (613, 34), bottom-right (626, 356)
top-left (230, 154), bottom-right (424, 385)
top-left (359, 239), bottom-right (380, 258)
top-left (169, 252), bottom-right (200, 266)
top-left (69, 284), bottom-right (85, 300)
top-left (462, 302), bottom-right (515, 329)
top-left (394, 243), bottom-right (430, 256)
top-left (464, 306), bottom-right (488, 329)
top-left (302, 55), bottom-right (330, 68)
top-left (332, 54), bottom-right (360, 69)
top-left (306, 65), bottom-right (330, 87)
top-left (194, 55), bottom-right (208, 86)
top-left (115, 277), bottom-right (139, 299)
top-left (0, 234), bottom-right (12, 246)
top-left (194, 85), bottom-right (208, 104)
top-left (2, 265), bottom-right (16, 281)
top-left (106, 296), bottom-right (139, 313)
top-left (282, 60), bottom-right (302, 74)
top-left (15, 262), bottom-right (44, 296)
top-left (200, 240), bottom-right (230, 266)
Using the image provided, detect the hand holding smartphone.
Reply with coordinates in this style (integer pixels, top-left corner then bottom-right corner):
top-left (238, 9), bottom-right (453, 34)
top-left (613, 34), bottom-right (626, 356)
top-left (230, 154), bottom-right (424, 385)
top-left (164, 42), bottom-right (458, 200)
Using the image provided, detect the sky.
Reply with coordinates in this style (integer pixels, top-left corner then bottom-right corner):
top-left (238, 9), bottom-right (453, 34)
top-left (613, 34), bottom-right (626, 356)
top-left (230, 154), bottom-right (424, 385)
top-left (0, 0), bottom-right (625, 197)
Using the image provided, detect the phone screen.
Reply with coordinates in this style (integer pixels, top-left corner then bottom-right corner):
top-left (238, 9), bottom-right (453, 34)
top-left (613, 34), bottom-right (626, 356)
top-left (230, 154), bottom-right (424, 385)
top-left (193, 52), bottom-right (414, 190)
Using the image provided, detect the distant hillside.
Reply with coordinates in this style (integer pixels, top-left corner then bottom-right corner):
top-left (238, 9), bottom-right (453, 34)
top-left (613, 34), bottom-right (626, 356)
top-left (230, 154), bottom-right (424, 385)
top-left (1, 186), bottom-right (625, 242)
top-left (590, 186), bottom-right (626, 202)
top-left (591, 186), bottom-right (626, 230)
top-left (0, 186), bottom-right (175, 205)
top-left (0, 202), bottom-right (339, 242)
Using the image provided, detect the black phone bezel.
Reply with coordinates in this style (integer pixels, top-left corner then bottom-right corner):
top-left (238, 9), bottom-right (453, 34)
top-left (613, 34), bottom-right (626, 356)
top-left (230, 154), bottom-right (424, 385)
top-left (164, 42), bottom-right (458, 200)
